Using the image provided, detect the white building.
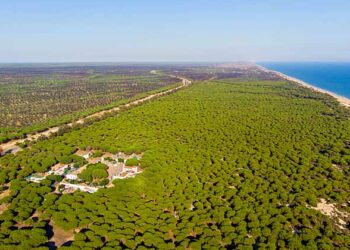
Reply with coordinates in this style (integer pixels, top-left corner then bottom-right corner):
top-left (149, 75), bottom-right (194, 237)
top-left (75, 150), bottom-right (92, 160)
top-left (49, 164), bottom-right (70, 176)
top-left (66, 174), bottom-right (78, 180)
top-left (60, 182), bottom-right (98, 193)
top-left (124, 166), bottom-right (138, 173)
top-left (112, 172), bottom-right (135, 180)
top-left (82, 153), bottom-right (91, 160)
top-left (112, 165), bottom-right (142, 180)
top-left (26, 174), bottom-right (46, 183)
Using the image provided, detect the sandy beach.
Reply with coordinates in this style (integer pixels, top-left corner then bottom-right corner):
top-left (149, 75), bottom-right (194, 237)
top-left (257, 65), bottom-right (350, 108)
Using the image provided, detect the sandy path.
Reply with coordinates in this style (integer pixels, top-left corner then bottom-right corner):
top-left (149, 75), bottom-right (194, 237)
top-left (0, 74), bottom-right (191, 155)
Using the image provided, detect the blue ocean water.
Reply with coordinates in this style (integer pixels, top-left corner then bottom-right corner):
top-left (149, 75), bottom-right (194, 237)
top-left (259, 62), bottom-right (350, 99)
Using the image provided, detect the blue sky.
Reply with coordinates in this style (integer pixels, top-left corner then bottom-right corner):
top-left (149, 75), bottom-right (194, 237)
top-left (1, 0), bottom-right (349, 62)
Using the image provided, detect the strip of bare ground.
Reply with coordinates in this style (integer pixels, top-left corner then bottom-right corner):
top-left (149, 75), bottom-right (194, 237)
top-left (0, 74), bottom-right (191, 156)
top-left (307, 199), bottom-right (350, 230)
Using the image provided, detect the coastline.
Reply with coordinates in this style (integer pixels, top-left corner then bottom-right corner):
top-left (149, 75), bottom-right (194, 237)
top-left (256, 65), bottom-right (350, 108)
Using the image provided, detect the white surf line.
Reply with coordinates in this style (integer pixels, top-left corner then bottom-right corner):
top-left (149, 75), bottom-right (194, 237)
top-left (256, 64), bottom-right (350, 108)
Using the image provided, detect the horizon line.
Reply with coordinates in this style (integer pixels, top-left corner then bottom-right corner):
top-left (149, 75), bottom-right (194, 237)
top-left (0, 60), bottom-right (350, 65)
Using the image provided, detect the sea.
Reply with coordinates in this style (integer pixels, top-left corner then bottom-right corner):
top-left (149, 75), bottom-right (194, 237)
top-left (259, 62), bottom-right (350, 99)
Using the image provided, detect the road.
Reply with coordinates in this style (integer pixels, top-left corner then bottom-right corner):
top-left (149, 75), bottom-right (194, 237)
top-left (0, 74), bottom-right (191, 156)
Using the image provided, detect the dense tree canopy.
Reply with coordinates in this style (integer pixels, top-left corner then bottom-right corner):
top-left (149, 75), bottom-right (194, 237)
top-left (0, 78), bottom-right (349, 249)
top-left (78, 163), bottom-right (108, 183)
top-left (125, 157), bottom-right (139, 167)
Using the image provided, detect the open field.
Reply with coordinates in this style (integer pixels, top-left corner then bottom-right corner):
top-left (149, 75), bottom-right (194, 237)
top-left (0, 63), bottom-right (280, 145)
top-left (0, 64), bottom-right (179, 143)
top-left (0, 75), bottom-right (190, 157)
top-left (0, 69), bottom-right (349, 248)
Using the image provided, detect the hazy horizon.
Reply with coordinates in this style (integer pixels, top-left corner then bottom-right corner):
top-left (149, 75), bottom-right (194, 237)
top-left (1, 0), bottom-right (350, 62)
top-left (0, 61), bottom-right (350, 65)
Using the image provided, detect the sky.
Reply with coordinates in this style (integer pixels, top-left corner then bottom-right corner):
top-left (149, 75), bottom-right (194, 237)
top-left (0, 0), bottom-right (349, 62)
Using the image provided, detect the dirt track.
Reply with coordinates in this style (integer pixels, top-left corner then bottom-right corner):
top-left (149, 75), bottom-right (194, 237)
top-left (0, 74), bottom-right (191, 155)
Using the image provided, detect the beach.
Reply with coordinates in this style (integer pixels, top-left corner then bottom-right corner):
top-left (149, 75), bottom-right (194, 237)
top-left (257, 65), bottom-right (350, 108)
